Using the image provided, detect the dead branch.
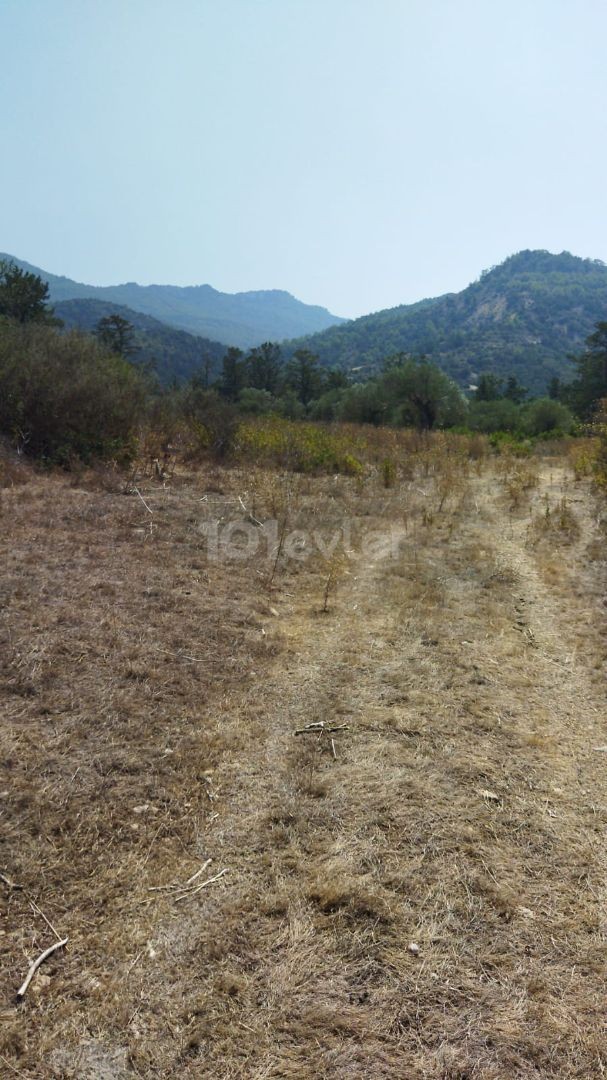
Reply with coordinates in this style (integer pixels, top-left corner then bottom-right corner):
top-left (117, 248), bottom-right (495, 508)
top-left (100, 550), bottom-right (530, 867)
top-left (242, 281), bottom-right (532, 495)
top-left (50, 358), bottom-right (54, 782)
top-left (294, 721), bottom-right (349, 736)
top-left (17, 937), bottom-right (68, 998)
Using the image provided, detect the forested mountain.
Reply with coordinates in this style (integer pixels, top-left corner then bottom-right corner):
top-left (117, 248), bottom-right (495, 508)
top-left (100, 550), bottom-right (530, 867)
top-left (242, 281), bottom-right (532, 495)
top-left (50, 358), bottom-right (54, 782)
top-left (1, 254), bottom-right (345, 348)
top-left (54, 298), bottom-right (225, 383)
top-left (286, 250), bottom-right (607, 393)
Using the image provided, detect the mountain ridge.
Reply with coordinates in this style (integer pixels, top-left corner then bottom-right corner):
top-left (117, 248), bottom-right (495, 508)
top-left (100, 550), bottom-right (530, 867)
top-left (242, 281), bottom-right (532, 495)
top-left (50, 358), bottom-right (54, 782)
top-left (0, 253), bottom-right (346, 349)
top-left (285, 249), bottom-right (607, 393)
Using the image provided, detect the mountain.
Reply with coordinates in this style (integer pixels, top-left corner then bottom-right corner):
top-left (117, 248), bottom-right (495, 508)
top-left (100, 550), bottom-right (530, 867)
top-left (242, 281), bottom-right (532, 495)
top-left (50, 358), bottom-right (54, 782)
top-left (53, 298), bottom-right (226, 384)
top-left (0, 254), bottom-right (345, 349)
top-left (286, 250), bottom-right (607, 393)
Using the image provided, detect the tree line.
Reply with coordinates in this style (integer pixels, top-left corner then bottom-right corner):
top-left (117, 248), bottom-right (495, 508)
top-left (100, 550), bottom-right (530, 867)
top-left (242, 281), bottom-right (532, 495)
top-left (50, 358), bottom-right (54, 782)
top-left (1, 258), bottom-right (607, 466)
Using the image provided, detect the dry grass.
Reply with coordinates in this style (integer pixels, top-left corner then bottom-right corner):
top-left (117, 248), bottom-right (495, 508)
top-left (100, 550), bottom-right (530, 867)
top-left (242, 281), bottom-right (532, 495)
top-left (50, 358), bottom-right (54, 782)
top-left (1, 433), bottom-right (606, 1077)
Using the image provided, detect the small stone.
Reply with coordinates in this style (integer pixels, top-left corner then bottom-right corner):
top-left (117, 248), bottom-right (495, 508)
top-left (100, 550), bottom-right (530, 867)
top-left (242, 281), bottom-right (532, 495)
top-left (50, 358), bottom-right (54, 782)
top-left (408, 942), bottom-right (420, 956)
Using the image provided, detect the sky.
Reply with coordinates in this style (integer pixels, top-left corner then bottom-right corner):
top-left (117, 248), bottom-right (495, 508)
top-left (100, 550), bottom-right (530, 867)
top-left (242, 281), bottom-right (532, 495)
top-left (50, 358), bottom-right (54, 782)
top-left (1, 0), bottom-right (607, 318)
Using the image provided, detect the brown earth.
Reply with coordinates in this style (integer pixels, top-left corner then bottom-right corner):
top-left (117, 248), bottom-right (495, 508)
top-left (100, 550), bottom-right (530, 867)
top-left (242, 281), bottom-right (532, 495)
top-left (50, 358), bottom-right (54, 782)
top-left (0, 447), bottom-right (606, 1078)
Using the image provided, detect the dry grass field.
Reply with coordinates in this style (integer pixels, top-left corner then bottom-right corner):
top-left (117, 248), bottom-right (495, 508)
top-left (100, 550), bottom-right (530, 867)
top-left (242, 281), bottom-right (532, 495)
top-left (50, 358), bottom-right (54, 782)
top-left (1, 431), bottom-right (606, 1078)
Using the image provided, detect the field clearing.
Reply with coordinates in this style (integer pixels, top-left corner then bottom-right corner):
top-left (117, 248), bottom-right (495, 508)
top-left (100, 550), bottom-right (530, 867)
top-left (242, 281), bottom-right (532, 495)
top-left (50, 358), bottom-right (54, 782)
top-left (1, 434), bottom-right (606, 1078)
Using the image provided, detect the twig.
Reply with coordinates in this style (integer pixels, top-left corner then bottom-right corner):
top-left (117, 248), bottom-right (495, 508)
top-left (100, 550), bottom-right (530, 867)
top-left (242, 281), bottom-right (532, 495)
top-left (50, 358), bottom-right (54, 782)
top-left (152, 645), bottom-right (237, 665)
top-left (294, 721), bottom-right (349, 736)
top-left (184, 858), bottom-right (213, 886)
top-left (238, 496), bottom-right (263, 527)
top-left (174, 868), bottom-right (228, 902)
top-left (16, 937), bottom-right (68, 998)
top-left (124, 951), bottom-right (143, 979)
top-left (330, 738), bottom-right (337, 760)
top-left (148, 857), bottom-right (214, 893)
top-left (0, 1051), bottom-right (27, 1077)
top-left (133, 487), bottom-right (153, 515)
top-left (29, 901), bottom-right (62, 943)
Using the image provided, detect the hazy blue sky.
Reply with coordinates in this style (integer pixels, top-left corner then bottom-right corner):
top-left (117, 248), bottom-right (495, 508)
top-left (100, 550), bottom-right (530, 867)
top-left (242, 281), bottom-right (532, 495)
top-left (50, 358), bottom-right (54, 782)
top-left (1, 0), bottom-right (606, 317)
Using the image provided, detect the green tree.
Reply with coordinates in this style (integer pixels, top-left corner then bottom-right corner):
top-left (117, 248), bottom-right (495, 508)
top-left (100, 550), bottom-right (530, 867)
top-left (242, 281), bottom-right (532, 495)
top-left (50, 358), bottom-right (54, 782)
top-left (566, 322), bottom-right (607, 419)
top-left (94, 314), bottom-right (138, 358)
top-left (338, 381), bottom-right (389, 426)
top-left (325, 369), bottom-right (350, 391)
top-left (237, 388), bottom-right (276, 415)
top-left (383, 357), bottom-right (467, 430)
top-left (309, 387), bottom-right (347, 421)
top-left (468, 399), bottom-right (521, 433)
top-left (522, 398), bottom-right (574, 436)
top-left (0, 259), bottom-right (57, 325)
top-left (219, 347), bottom-right (246, 401)
top-left (474, 373), bottom-right (503, 401)
top-left (548, 376), bottom-right (561, 400)
top-left (245, 342), bottom-right (281, 394)
top-left (503, 375), bottom-right (527, 404)
top-left (284, 349), bottom-right (324, 408)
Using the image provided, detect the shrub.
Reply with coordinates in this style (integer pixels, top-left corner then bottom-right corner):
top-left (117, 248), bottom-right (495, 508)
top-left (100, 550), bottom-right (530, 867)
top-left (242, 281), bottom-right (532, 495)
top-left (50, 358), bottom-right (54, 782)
top-left (468, 399), bottom-right (521, 433)
top-left (522, 398), bottom-right (574, 437)
top-left (237, 417), bottom-right (365, 474)
top-left (0, 323), bottom-right (146, 465)
top-left (381, 458), bottom-right (396, 487)
top-left (237, 388), bottom-right (277, 416)
top-left (181, 385), bottom-right (238, 460)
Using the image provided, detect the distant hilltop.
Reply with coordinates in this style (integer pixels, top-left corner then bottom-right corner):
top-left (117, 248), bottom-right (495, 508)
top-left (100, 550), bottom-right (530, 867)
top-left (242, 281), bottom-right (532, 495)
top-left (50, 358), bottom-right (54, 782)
top-left (0, 254), bottom-right (346, 350)
top-left (284, 249), bottom-right (607, 393)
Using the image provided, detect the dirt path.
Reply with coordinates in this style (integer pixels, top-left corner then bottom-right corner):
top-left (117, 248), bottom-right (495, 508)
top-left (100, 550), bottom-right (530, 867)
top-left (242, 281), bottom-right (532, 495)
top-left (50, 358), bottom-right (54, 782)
top-left (152, 461), bottom-right (606, 1078)
top-left (3, 457), bottom-right (605, 1079)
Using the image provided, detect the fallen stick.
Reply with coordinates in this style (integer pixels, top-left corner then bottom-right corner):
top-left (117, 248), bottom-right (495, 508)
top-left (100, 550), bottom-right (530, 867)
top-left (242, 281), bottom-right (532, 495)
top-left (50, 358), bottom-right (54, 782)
top-left (294, 722), bottom-right (349, 736)
top-left (174, 869), bottom-right (228, 902)
top-left (149, 857), bottom-right (215, 892)
top-left (133, 487), bottom-right (153, 515)
top-left (330, 738), bottom-right (337, 760)
top-left (17, 937), bottom-right (68, 998)
top-left (184, 858), bottom-right (213, 887)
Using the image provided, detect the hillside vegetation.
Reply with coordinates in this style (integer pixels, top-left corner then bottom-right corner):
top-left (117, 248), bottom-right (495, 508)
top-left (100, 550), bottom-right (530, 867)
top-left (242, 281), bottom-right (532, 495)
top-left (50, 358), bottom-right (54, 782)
top-left (287, 250), bottom-right (607, 393)
top-left (0, 253), bottom-right (345, 348)
top-left (54, 298), bottom-right (226, 384)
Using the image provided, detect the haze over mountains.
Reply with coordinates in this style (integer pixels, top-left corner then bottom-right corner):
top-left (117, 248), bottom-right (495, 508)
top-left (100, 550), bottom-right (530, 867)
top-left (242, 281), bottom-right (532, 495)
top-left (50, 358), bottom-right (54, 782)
top-left (4, 249), bottom-right (607, 392)
top-left (0, 254), bottom-right (345, 349)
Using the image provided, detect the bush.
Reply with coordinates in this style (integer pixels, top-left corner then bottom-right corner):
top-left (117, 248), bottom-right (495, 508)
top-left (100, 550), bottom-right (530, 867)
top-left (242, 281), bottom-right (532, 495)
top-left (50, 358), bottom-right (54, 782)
top-left (237, 388), bottom-right (277, 416)
top-left (237, 417), bottom-right (365, 474)
top-left (181, 385), bottom-right (238, 459)
top-left (522, 398), bottom-right (574, 437)
top-left (308, 389), bottom-right (345, 422)
top-left (0, 323), bottom-right (146, 464)
top-left (468, 399), bottom-right (521, 433)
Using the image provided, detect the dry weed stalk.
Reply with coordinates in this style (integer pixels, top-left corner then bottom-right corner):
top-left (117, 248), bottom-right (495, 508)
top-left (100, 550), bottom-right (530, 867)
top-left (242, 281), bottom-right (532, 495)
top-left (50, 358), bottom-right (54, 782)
top-left (529, 495), bottom-right (581, 545)
top-left (321, 550), bottom-right (349, 613)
